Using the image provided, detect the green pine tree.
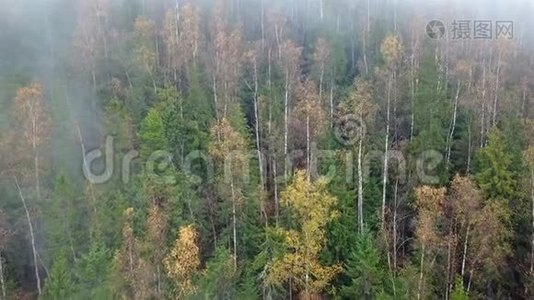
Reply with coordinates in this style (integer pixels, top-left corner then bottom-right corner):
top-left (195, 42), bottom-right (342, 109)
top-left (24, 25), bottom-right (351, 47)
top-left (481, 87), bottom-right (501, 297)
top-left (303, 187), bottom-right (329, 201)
top-left (340, 231), bottom-right (385, 299)
top-left (475, 128), bottom-right (517, 200)
top-left (44, 253), bottom-right (75, 299)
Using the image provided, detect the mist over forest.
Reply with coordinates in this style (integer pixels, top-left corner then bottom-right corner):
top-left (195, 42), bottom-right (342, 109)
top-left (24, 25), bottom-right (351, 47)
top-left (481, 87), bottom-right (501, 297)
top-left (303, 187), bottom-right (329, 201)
top-left (1, 0), bottom-right (534, 299)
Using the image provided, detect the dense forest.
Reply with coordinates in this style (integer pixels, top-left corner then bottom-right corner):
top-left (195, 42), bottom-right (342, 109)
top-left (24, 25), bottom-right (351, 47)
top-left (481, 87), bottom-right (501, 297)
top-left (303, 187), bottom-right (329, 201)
top-left (1, 0), bottom-right (534, 299)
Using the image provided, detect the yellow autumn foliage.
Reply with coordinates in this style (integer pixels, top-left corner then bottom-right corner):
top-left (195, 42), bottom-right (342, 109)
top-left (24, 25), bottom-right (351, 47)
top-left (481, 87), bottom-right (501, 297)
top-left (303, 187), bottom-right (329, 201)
top-left (164, 225), bottom-right (200, 298)
top-left (267, 171), bottom-right (341, 298)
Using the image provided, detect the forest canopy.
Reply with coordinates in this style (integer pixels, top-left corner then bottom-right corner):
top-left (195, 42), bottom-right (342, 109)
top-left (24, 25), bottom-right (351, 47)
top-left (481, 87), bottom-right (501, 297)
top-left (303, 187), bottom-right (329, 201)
top-left (0, 0), bottom-right (533, 299)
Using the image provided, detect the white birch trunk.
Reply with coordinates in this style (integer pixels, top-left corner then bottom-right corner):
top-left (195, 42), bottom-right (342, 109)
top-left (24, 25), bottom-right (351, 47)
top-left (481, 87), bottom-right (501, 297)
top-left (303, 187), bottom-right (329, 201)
top-left (417, 245), bottom-right (425, 300)
top-left (531, 169), bottom-right (534, 272)
top-left (446, 82), bottom-right (461, 170)
top-left (329, 79), bottom-right (334, 128)
top-left (319, 0), bottom-right (324, 20)
top-left (382, 73), bottom-right (392, 229)
top-left (357, 137), bottom-right (364, 233)
top-left (0, 252), bottom-right (5, 300)
top-left (273, 159), bottom-right (279, 226)
top-left (319, 66), bottom-right (324, 102)
top-left (252, 58), bottom-right (264, 189)
top-left (306, 114), bottom-right (311, 182)
top-left (461, 225), bottom-right (470, 276)
top-left (230, 176), bottom-right (238, 269)
top-left (15, 178), bottom-right (41, 296)
top-left (284, 69), bottom-right (290, 179)
top-left (480, 60), bottom-right (487, 147)
top-left (393, 179), bottom-right (398, 273)
top-left (492, 53), bottom-right (502, 126)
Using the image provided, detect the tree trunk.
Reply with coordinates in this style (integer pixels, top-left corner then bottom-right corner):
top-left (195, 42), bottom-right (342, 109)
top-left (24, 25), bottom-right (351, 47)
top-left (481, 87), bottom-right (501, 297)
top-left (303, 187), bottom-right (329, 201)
top-left (34, 150), bottom-right (41, 204)
top-left (393, 0), bottom-right (397, 32)
top-left (410, 49), bottom-right (416, 140)
top-left (461, 225), bottom-right (470, 276)
top-left (91, 69), bottom-right (97, 92)
top-left (363, 0), bottom-right (370, 75)
top-left (213, 75), bottom-right (219, 120)
top-left (467, 121), bottom-right (472, 174)
top-left (230, 176), bottom-right (238, 270)
top-left (362, 28), bottom-right (369, 76)
top-left (252, 58), bottom-right (264, 189)
top-left (0, 252), bottom-right (5, 300)
top-left (531, 169), bottom-right (534, 272)
top-left (156, 265), bottom-right (161, 296)
top-left (446, 81), bottom-right (461, 170)
top-left (480, 60), bottom-right (487, 147)
top-left (329, 78), bottom-right (334, 128)
top-left (209, 208), bottom-right (217, 249)
top-left (492, 53), bottom-right (502, 126)
top-left (260, 0), bottom-right (265, 47)
top-left (31, 103), bottom-right (41, 205)
top-left (445, 234), bottom-right (452, 299)
top-left (273, 158), bottom-right (279, 226)
top-left (382, 72), bottom-right (392, 229)
top-left (319, 66), bottom-right (324, 102)
top-left (393, 179), bottom-right (398, 273)
top-left (284, 69), bottom-right (290, 179)
top-left (521, 87), bottom-right (527, 119)
top-left (467, 269), bottom-right (474, 293)
top-left (410, 32), bottom-right (419, 141)
top-left (306, 114), bottom-right (311, 182)
top-left (417, 244), bottom-right (426, 300)
top-left (15, 178), bottom-right (41, 296)
top-left (319, 0), bottom-right (324, 20)
top-left (148, 67), bottom-right (157, 94)
top-left (357, 137), bottom-right (364, 233)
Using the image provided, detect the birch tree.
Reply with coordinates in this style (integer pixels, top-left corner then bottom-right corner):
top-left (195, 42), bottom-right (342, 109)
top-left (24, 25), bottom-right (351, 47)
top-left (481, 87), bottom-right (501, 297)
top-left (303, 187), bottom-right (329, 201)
top-left (14, 83), bottom-right (50, 205)
top-left (164, 225), bottom-right (200, 298)
top-left (12, 83), bottom-right (51, 296)
top-left (414, 186), bottom-right (445, 300)
top-left (312, 38), bottom-right (331, 105)
top-left (267, 171), bottom-right (342, 298)
top-left (280, 40), bottom-right (301, 178)
top-left (74, 0), bottom-right (111, 91)
top-left (490, 39), bottom-right (515, 126)
top-left (339, 79), bottom-right (376, 233)
top-left (133, 16), bottom-right (158, 93)
top-left (209, 118), bottom-right (247, 269)
top-left (295, 79), bottom-right (326, 182)
top-left (446, 175), bottom-right (482, 296)
top-left (163, 2), bottom-right (202, 84)
top-left (379, 34), bottom-right (403, 229)
top-left (211, 3), bottom-right (244, 119)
